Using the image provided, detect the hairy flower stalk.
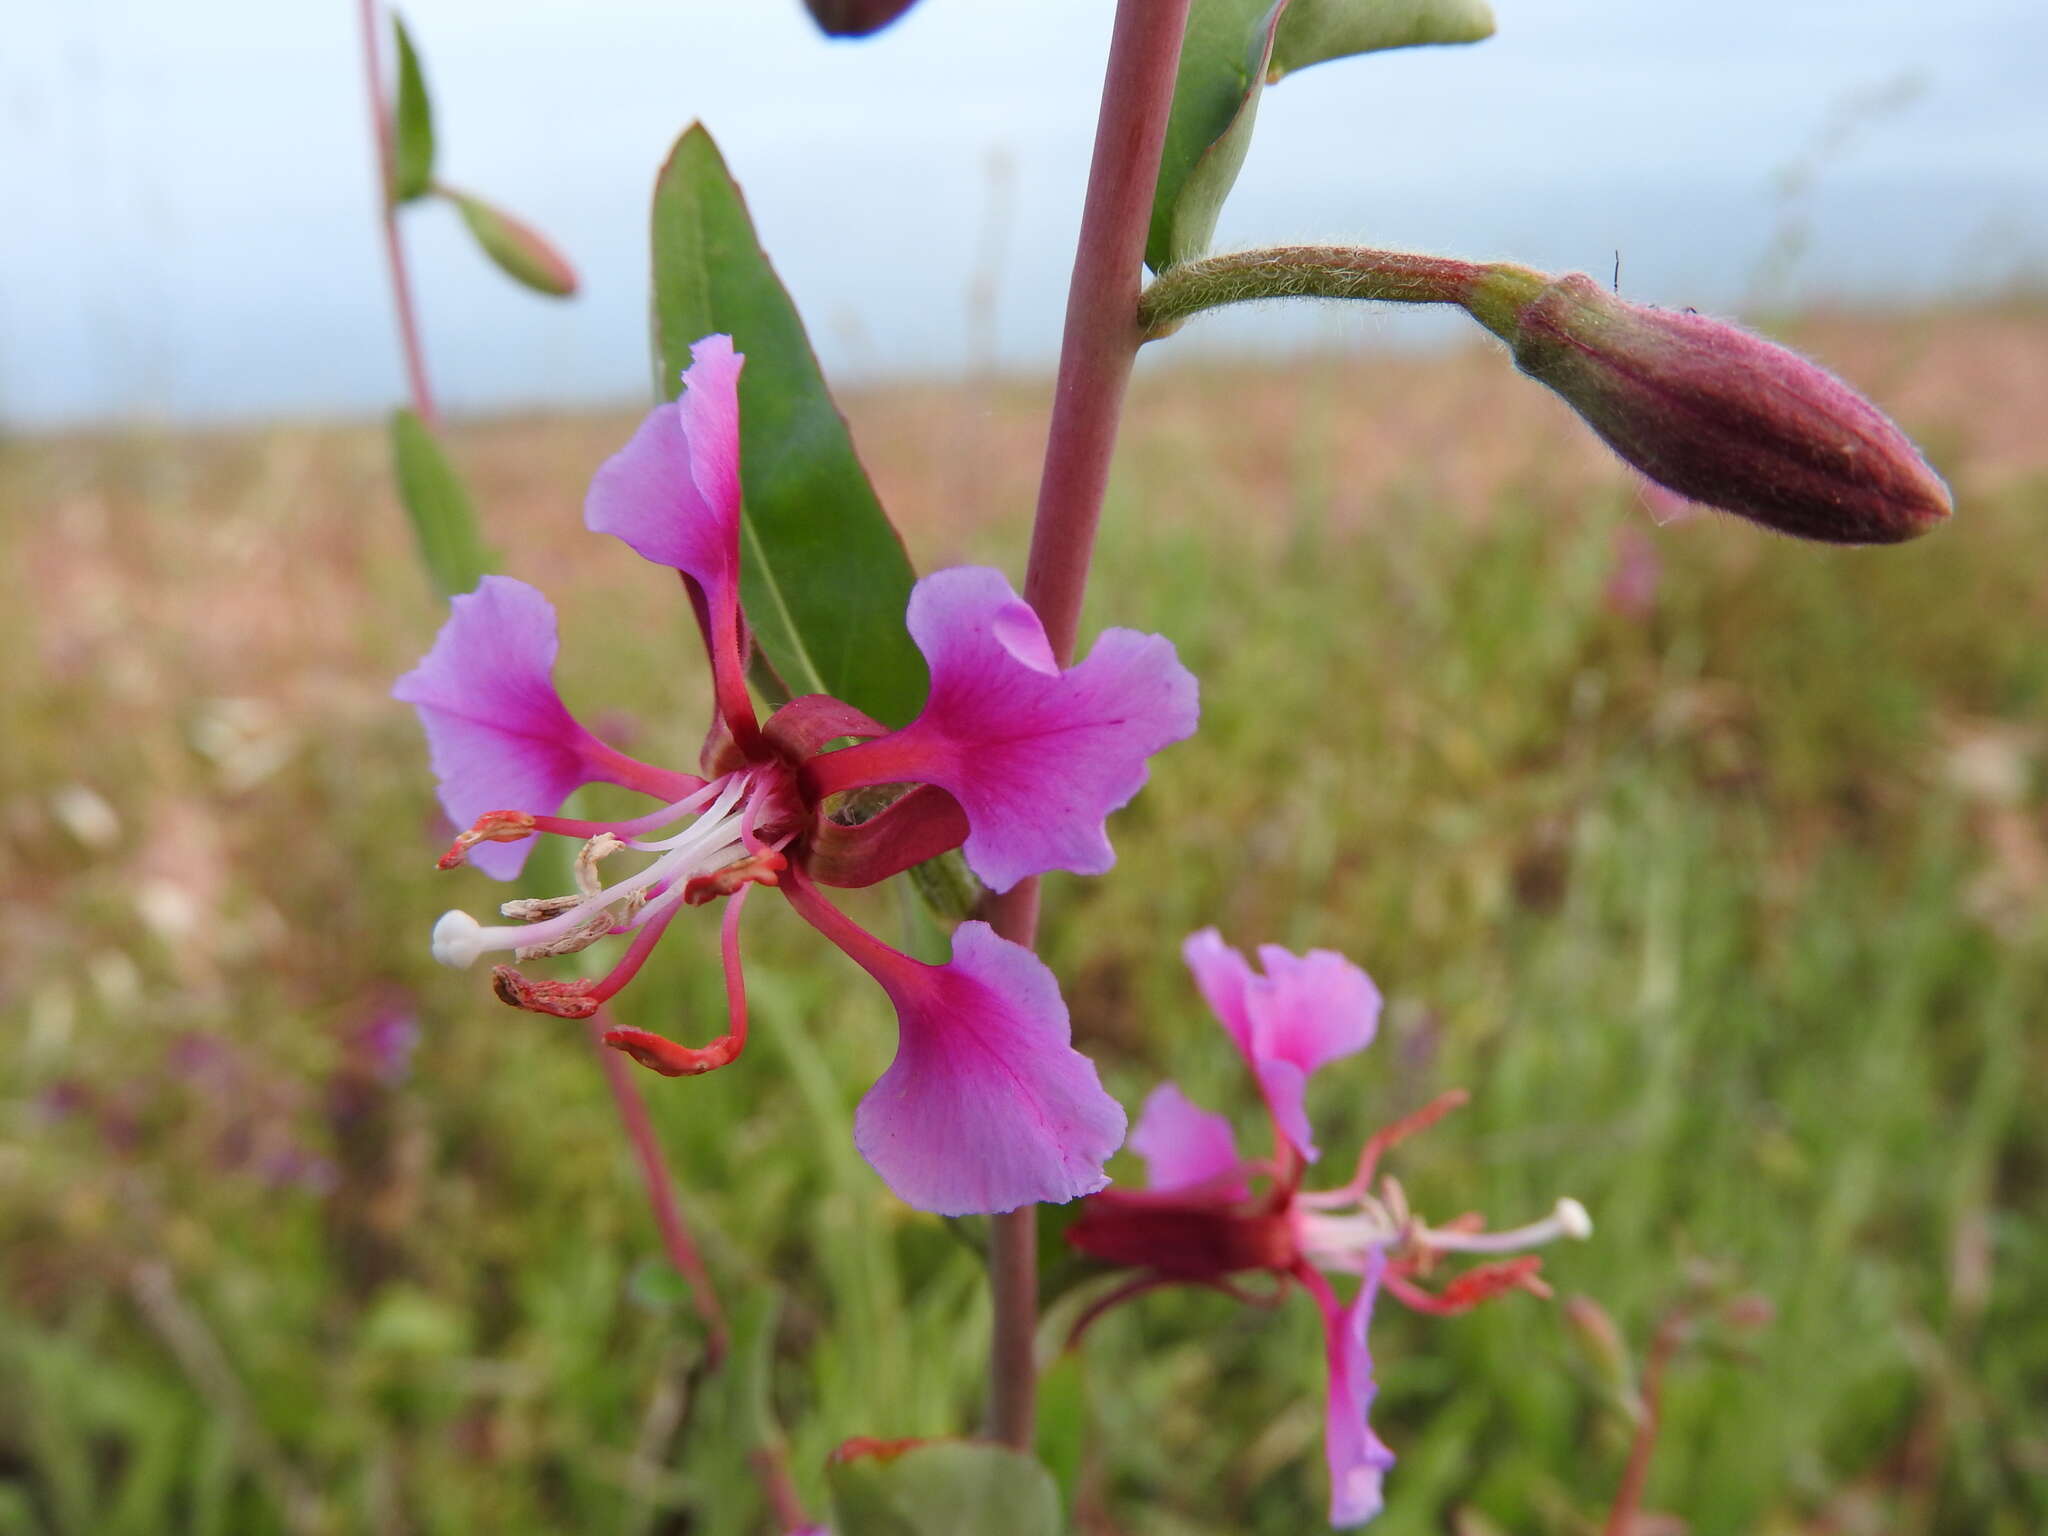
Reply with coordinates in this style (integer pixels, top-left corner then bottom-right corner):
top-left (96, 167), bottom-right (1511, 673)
top-left (1066, 932), bottom-right (1592, 1526)
top-left (394, 335), bottom-right (1197, 1215)
top-left (1139, 244), bottom-right (1951, 546)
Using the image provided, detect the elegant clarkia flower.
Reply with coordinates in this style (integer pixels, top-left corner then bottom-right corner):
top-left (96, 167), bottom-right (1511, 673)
top-left (392, 334), bottom-right (1198, 1215)
top-left (1066, 930), bottom-right (1591, 1526)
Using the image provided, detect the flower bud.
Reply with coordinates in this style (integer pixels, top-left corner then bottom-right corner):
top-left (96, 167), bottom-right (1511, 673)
top-left (1468, 268), bottom-right (1951, 545)
top-left (1560, 1293), bottom-right (1636, 1398)
top-left (803, 0), bottom-right (921, 37)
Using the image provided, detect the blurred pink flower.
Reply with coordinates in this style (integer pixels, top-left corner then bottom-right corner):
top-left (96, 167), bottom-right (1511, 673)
top-left (1069, 931), bottom-right (1591, 1526)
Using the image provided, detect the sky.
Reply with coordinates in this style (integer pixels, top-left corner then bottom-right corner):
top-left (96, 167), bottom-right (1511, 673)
top-left (4, 0), bottom-right (2045, 427)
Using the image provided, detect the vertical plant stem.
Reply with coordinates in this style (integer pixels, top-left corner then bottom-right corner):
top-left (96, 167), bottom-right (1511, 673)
top-left (590, 1015), bottom-right (730, 1365)
top-left (356, 0), bottom-right (438, 424)
top-left (982, 0), bottom-right (1190, 1453)
top-left (1602, 1310), bottom-right (1688, 1536)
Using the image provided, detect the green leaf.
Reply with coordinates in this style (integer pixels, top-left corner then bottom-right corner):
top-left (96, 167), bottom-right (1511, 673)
top-left (1269, 0), bottom-right (1496, 78)
top-left (388, 408), bottom-right (492, 597)
top-left (443, 188), bottom-right (579, 297)
top-left (828, 1441), bottom-right (1062, 1536)
top-left (1148, 0), bottom-right (1495, 272)
top-left (650, 123), bottom-right (927, 727)
top-left (1033, 1352), bottom-right (1089, 1512)
top-left (390, 13), bottom-right (435, 205)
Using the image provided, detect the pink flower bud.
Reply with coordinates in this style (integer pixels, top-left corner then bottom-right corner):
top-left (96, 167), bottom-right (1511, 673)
top-left (1471, 270), bottom-right (1951, 545)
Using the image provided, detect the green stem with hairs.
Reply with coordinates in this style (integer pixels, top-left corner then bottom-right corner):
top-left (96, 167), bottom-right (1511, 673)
top-left (1138, 244), bottom-right (1547, 341)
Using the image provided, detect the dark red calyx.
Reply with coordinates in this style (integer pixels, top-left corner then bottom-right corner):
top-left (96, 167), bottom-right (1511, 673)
top-left (1066, 1194), bottom-right (1297, 1280)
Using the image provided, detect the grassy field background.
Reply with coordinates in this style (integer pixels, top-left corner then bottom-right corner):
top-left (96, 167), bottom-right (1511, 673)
top-left (3, 304), bottom-right (2045, 1534)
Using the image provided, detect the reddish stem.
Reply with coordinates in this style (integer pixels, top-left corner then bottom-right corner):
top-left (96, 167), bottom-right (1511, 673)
top-left (588, 1012), bottom-right (729, 1366)
top-left (356, 0), bottom-right (438, 424)
top-left (981, 0), bottom-right (1191, 1453)
top-left (748, 1443), bottom-right (811, 1531)
top-left (1603, 1309), bottom-right (1689, 1536)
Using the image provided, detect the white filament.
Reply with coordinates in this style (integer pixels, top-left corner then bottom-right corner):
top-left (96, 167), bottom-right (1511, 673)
top-left (426, 770), bottom-right (757, 969)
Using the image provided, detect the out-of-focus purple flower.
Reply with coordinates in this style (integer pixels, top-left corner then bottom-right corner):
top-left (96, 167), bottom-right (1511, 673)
top-left (256, 1144), bottom-right (340, 1196)
top-left (1603, 524), bottom-right (1662, 619)
top-left (167, 1031), bottom-right (239, 1082)
top-left (1068, 931), bottom-right (1592, 1526)
top-left (394, 335), bottom-right (1198, 1215)
top-left (347, 1005), bottom-right (420, 1086)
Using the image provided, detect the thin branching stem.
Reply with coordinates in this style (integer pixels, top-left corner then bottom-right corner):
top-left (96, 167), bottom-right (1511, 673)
top-left (355, 0), bottom-right (438, 424)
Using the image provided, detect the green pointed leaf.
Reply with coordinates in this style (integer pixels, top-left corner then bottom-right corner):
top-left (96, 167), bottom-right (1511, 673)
top-left (650, 124), bottom-right (927, 727)
top-left (389, 408), bottom-right (491, 597)
top-left (1148, 0), bottom-right (1495, 272)
top-left (390, 13), bottom-right (435, 205)
top-left (828, 1441), bottom-right (1062, 1536)
top-left (1269, 0), bottom-right (1496, 78)
top-left (443, 188), bottom-right (579, 297)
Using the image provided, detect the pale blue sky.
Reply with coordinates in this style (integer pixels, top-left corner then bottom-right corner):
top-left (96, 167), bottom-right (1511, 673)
top-left (4, 1), bottom-right (2044, 425)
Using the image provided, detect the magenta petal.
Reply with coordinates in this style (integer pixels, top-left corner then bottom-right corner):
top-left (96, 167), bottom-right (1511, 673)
top-left (391, 576), bottom-right (612, 879)
top-left (1320, 1255), bottom-right (1396, 1527)
top-left (1130, 1082), bottom-right (1245, 1196)
top-left (583, 335), bottom-right (744, 595)
top-left (853, 921), bottom-right (1127, 1216)
top-left (871, 566), bottom-right (1198, 892)
top-left (1244, 945), bottom-right (1381, 1161)
top-left (1182, 928), bottom-right (1257, 1058)
top-left (1182, 930), bottom-right (1380, 1162)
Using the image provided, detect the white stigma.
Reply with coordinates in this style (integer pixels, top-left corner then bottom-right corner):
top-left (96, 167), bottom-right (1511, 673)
top-left (1554, 1197), bottom-right (1594, 1241)
top-left (1294, 1187), bottom-right (1596, 1274)
top-left (432, 909), bottom-right (487, 969)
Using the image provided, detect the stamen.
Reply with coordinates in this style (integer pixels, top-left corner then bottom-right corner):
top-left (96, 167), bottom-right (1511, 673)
top-left (490, 968), bottom-right (599, 1019)
top-left (1295, 1089), bottom-right (1470, 1210)
top-left (436, 781), bottom-right (734, 872)
top-left (598, 876), bottom-right (761, 1076)
top-left (682, 849), bottom-right (787, 906)
top-left (424, 778), bottom-right (757, 969)
top-left (1384, 1256), bottom-right (1551, 1316)
top-left (437, 810), bottom-right (535, 869)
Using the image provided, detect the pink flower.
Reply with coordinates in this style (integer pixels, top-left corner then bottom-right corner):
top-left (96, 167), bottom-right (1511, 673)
top-left (393, 335), bottom-right (1198, 1215)
top-left (1067, 931), bottom-right (1591, 1526)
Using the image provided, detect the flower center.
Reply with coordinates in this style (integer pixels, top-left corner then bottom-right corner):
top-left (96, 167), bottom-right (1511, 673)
top-left (428, 765), bottom-right (794, 984)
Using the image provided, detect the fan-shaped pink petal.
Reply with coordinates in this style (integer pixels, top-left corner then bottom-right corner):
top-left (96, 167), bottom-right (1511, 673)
top-left (1130, 1082), bottom-right (1246, 1196)
top-left (391, 576), bottom-right (611, 879)
top-left (804, 566), bottom-right (1197, 894)
top-left (583, 335), bottom-right (743, 594)
top-left (1179, 931), bottom-right (1381, 1162)
top-left (846, 920), bottom-right (1127, 1215)
top-left (1319, 1256), bottom-right (1396, 1527)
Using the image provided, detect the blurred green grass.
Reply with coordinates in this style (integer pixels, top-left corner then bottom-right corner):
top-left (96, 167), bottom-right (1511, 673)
top-left (2, 308), bottom-right (2045, 1534)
